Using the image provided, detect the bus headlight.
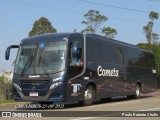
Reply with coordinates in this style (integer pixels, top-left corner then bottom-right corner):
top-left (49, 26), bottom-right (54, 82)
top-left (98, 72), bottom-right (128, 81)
top-left (13, 83), bottom-right (21, 91)
top-left (52, 76), bottom-right (62, 82)
top-left (49, 81), bottom-right (62, 90)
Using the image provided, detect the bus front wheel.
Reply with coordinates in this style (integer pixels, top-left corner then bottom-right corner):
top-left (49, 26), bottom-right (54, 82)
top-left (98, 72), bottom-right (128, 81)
top-left (79, 86), bottom-right (95, 106)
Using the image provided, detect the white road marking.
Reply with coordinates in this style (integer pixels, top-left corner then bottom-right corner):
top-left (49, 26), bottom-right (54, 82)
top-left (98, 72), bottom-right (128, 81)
top-left (88, 100), bottom-right (141, 108)
top-left (71, 117), bottom-right (96, 120)
top-left (107, 100), bottom-right (141, 105)
top-left (138, 108), bottom-right (160, 111)
top-left (70, 107), bottom-right (160, 120)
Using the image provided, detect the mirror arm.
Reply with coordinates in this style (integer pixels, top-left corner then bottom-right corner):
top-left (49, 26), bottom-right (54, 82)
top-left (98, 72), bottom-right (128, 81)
top-left (8, 45), bottom-right (19, 49)
top-left (5, 45), bottom-right (19, 60)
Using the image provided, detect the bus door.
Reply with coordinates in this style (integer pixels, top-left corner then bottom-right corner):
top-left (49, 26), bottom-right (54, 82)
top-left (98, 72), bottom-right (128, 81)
top-left (67, 35), bottom-right (84, 101)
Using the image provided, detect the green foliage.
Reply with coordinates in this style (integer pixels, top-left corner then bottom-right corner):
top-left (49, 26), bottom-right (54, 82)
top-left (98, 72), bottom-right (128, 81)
top-left (0, 75), bottom-right (12, 91)
top-left (0, 76), bottom-right (5, 90)
top-left (143, 22), bottom-right (153, 44)
top-left (81, 10), bottom-right (108, 33)
top-left (29, 17), bottom-right (57, 37)
top-left (149, 11), bottom-right (159, 21)
top-left (101, 27), bottom-right (117, 39)
top-left (0, 99), bottom-right (14, 104)
top-left (0, 72), bottom-right (13, 100)
top-left (143, 11), bottom-right (159, 44)
top-left (81, 10), bottom-right (117, 38)
top-left (142, 11), bottom-right (160, 88)
top-left (81, 26), bottom-right (95, 33)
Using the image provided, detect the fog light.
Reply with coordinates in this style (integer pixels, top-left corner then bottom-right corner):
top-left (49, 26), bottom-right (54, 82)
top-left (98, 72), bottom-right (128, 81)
top-left (49, 81), bottom-right (62, 89)
top-left (13, 83), bottom-right (21, 91)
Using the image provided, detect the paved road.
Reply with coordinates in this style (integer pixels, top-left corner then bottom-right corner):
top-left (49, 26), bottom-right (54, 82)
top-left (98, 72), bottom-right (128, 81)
top-left (0, 91), bottom-right (160, 120)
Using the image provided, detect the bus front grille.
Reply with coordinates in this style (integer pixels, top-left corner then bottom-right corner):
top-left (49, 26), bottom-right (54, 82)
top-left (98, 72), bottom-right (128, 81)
top-left (20, 80), bottom-right (49, 86)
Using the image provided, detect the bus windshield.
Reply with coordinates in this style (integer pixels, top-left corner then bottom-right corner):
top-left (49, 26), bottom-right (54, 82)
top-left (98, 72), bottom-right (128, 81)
top-left (14, 41), bottom-right (67, 75)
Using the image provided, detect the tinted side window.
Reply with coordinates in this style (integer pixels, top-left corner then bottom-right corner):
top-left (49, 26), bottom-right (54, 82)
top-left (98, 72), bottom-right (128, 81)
top-left (128, 48), bottom-right (141, 66)
top-left (128, 49), bottom-right (155, 68)
top-left (87, 36), bottom-right (121, 64)
top-left (139, 52), bottom-right (155, 68)
top-left (101, 42), bottom-right (119, 64)
top-left (86, 37), bottom-right (101, 62)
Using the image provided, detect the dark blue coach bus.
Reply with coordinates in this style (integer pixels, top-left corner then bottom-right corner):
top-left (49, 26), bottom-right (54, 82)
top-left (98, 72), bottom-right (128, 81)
top-left (5, 33), bottom-right (157, 106)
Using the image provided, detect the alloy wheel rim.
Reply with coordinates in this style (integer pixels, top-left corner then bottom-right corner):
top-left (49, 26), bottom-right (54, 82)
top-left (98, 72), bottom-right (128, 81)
top-left (85, 90), bottom-right (92, 101)
top-left (136, 86), bottom-right (140, 97)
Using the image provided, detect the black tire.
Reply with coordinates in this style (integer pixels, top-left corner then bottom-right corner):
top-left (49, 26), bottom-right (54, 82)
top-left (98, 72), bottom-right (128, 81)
top-left (79, 86), bottom-right (95, 106)
top-left (127, 84), bottom-right (141, 99)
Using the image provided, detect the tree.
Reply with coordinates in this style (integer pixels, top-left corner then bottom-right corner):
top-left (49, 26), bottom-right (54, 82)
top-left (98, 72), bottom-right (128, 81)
top-left (81, 10), bottom-right (117, 38)
top-left (143, 11), bottom-right (159, 44)
top-left (101, 27), bottom-right (117, 39)
top-left (29, 17), bottom-right (57, 36)
top-left (149, 11), bottom-right (159, 20)
top-left (140, 11), bottom-right (160, 88)
top-left (81, 10), bottom-right (108, 33)
top-left (0, 70), bottom-right (13, 99)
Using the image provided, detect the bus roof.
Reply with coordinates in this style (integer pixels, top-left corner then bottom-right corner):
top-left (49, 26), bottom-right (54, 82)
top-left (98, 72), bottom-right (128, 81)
top-left (86, 34), bottom-right (154, 54)
top-left (21, 33), bottom-right (74, 44)
top-left (20, 32), bottom-right (153, 54)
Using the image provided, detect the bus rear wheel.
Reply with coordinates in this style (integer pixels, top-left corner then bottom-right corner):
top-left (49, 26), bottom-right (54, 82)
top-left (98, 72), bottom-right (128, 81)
top-left (135, 84), bottom-right (141, 98)
top-left (79, 86), bottom-right (95, 106)
top-left (127, 84), bottom-right (141, 99)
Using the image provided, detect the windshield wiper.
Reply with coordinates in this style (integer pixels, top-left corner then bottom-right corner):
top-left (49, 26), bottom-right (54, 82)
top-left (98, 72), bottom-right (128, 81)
top-left (38, 54), bottom-right (49, 76)
top-left (21, 55), bottom-right (34, 76)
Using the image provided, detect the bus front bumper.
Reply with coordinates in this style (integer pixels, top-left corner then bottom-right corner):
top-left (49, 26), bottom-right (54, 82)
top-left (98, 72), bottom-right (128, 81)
top-left (13, 85), bottom-right (64, 102)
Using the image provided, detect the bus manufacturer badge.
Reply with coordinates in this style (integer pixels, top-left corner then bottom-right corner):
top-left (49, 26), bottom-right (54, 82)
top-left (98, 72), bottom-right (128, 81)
top-left (29, 75), bottom-right (40, 78)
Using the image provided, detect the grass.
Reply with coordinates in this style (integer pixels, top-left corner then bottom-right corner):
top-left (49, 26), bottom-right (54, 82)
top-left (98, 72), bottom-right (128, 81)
top-left (0, 99), bottom-right (15, 104)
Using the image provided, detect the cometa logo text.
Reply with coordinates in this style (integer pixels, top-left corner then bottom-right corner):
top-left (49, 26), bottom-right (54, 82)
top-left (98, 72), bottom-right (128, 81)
top-left (97, 66), bottom-right (119, 77)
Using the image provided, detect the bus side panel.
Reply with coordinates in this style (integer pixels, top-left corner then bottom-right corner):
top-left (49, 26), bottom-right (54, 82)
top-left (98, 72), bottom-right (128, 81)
top-left (85, 34), bottom-right (157, 100)
top-left (86, 35), bottom-right (127, 99)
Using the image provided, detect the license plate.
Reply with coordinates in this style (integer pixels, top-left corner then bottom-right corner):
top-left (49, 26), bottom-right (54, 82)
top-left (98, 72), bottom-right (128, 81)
top-left (29, 92), bottom-right (38, 97)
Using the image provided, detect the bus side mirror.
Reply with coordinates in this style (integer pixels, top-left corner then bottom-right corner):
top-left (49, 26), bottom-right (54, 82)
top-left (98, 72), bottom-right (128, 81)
top-left (5, 48), bottom-right (10, 60)
top-left (5, 45), bottom-right (19, 60)
top-left (71, 43), bottom-right (78, 58)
